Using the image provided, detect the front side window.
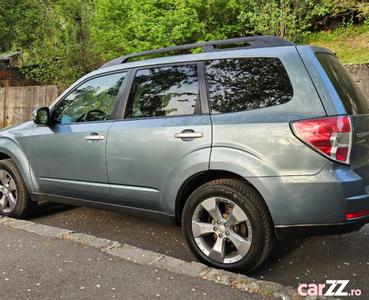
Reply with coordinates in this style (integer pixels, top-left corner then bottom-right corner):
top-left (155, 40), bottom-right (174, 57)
top-left (206, 58), bottom-right (293, 114)
top-left (124, 65), bottom-right (199, 118)
top-left (53, 72), bottom-right (126, 124)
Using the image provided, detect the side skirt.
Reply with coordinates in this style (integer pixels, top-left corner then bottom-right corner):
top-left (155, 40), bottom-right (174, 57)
top-left (29, 192), bottom-right (178, 226)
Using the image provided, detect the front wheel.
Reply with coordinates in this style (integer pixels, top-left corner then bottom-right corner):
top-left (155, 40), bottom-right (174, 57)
top-left (182, 179), bottom-right (274, 273)
top-left (0, 159), bottom-right (37, 218)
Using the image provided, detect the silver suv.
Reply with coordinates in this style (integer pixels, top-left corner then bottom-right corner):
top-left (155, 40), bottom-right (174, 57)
top-left (1, 36), bottom-right (368, 272)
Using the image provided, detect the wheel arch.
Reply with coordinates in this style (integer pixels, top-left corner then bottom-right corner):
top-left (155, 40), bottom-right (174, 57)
top-left (175, 170), bottom-right (274, 227)
top-left (0, 144), bottom-right (35, 194)
top-left (0, 152), bottom-right (11, 160)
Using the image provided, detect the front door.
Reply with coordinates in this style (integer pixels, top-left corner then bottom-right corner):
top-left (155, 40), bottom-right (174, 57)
top-left (29, 72), bottom-right (127, 202)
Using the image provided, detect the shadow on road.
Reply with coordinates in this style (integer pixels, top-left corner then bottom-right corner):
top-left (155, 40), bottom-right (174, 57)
top-left (30, 201), bottom-right (78, 218)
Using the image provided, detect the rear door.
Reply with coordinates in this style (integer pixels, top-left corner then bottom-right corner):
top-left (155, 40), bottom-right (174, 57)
top-left (106, 62), bottom-right (212, 211)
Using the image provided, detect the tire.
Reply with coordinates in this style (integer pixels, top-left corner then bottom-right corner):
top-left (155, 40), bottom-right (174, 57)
top-left (182, 179), bottom-right (274, 273)
top-left (0, 159), bottom-right (37, 218)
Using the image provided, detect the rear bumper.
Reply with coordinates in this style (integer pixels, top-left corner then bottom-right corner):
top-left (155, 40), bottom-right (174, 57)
top-left (275, 217), bottom-right (369, 239)
top-left (249, 162), bottom-right (369, 239)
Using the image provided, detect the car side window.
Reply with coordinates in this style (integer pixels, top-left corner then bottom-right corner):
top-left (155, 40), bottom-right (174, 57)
top-left (206, 58), bottom-right (293, 114)
top-left (124, 64), bottom-right (199, 119)
top-left (53, 72), bottom-right (126, 124)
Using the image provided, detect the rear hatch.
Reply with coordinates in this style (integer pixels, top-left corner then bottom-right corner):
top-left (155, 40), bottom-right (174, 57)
top-left (316, 53), bottom-right (369, 186)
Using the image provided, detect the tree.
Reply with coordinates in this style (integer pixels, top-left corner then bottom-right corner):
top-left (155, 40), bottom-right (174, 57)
top-left (323, 0), bottom-right (369, 19)
top-left (1, 0), bottom-right (366, 84)
top-left (24, 0), bottom-right (102, 84)
top-left (315, 0), bottom-right (369, 30)
top-left (237, 0), bottom-right (328, 41)
top-left (90, 0), bottom-right (248, 60)
top-left (0, 0), bottom-right (48, 52)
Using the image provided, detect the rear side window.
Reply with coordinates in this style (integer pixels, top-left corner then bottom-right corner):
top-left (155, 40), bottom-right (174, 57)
top-left (205, 58), bottom-right (293, 114)
top-left (125, 64), bottom-right (199, 118)
top-left (316, 53), bottom-right (369, 115)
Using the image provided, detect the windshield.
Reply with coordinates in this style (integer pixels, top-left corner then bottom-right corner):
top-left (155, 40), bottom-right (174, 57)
top-left (316, 53), bottom-right (369, 115)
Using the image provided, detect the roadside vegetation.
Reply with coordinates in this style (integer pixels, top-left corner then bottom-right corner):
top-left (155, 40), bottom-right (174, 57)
top-left (300, 18), bottom-right (369, 65)
top-left (0, 0), bottom-right (368, 85)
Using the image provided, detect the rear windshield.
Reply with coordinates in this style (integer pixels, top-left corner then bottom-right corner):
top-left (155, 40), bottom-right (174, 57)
top-left (316, 53), bottom-right (369, 115)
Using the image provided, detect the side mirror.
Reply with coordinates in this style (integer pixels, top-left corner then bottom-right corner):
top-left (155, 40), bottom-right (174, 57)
top-left (32, 107), bottom-right (50, 125)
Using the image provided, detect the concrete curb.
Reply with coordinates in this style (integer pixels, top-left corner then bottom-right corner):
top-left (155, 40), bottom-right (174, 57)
top-left (0, 216), bottom-right (337, 300)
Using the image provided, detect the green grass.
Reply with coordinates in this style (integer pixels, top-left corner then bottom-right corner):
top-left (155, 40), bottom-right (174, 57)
top-left (297, 20), bottom-right (369, 65)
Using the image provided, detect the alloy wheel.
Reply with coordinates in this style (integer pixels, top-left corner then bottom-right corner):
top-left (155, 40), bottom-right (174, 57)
top-left (0, 170), bottom-right (17, 213)
top-left (191, 197), bottom-right (252, 264)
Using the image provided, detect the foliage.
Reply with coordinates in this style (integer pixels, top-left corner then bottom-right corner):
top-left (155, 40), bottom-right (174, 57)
top-left (0, 0), bottom-right (49, 52)
top-left (237, 0), bottom-right (328, 41)
top-left (90, 0), bottom-right (334, 58)
top-left (300, 21), bottom-right (369, 65)
top-left (23, 0), bottom-right (102, 85)
top-left (322, 0), bottom-right (369, 20)
top-left (90, 0), bottom-right (246, 60)
top-left (1, 0), bottom-right (368, 84)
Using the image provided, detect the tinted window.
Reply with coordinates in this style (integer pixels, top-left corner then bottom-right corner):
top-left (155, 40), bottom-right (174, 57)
top-left (316, 53), bottom-right (369, 115)
top-left (125, 65), bottom-right (199, 118)
top-left (206, 58), bottom-right (293, 114)
top-left (54, 72), bottom-right (126, 124)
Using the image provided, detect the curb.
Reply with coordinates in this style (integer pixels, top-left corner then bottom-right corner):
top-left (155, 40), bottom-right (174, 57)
top-left (0, 216), bottom-right (337, 300)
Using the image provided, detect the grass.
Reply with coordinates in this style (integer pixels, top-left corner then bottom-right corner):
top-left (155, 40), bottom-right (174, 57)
top-left (297, 20), bottom-right (369, 65)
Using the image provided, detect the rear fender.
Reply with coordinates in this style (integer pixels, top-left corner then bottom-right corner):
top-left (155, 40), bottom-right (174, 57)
top-left (160, 147), bottom-right (211, 215)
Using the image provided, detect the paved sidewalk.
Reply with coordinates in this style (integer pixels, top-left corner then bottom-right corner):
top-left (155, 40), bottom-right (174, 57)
top-left (0, 216), bottom-right (335, 300)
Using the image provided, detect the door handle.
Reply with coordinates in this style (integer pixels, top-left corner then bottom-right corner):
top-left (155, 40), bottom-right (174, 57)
top-left (174, 132), bottom-right (203, 139)
top-left (175, 129), bottom-right (203, 141)
top-left (84, 135), bottom-right (105, 141)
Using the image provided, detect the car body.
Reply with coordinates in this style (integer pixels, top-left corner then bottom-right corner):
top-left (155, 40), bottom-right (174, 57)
top-left (0, 36), bottom-right (368, 272)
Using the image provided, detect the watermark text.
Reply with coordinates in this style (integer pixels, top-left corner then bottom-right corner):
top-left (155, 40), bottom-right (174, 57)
top-left (298, 280), bottom-right (361, 297)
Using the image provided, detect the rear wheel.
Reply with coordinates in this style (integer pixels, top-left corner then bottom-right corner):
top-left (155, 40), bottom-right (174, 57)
top-left (182, 179), bottom-right (274, 273)
top-left (0, 159), bottom-right (36, 218)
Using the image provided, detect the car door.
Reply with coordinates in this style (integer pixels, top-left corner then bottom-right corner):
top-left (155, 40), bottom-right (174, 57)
top-left (106, 63), bottom-right (212, 211)
top-left (28, 71), bottom-right (127, 202)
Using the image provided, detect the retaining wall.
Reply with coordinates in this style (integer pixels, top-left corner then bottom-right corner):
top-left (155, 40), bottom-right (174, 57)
top-left (0, 86), bottom-right (67, 128)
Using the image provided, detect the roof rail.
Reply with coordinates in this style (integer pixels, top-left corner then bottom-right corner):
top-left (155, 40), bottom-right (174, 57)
top-left (99, 36), bottom-right (295, 69)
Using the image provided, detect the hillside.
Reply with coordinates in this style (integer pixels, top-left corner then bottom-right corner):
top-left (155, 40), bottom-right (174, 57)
top-left (301, 23), bottom-right (369, 65)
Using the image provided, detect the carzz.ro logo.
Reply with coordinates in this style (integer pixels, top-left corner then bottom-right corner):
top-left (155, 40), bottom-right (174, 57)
top-left (298, 280), bottom-right (361, 297)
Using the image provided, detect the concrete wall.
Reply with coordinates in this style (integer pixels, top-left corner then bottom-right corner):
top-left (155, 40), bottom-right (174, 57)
top-left (0, 86), bottom-right (67, 128)
top-left (0, 64), bottom-right (368, 129)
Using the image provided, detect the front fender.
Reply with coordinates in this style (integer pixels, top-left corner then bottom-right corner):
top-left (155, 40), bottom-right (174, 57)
top-left (0, 121), bottom-right (37, 193)
top-left (0, 139), bottom-right (36, 193)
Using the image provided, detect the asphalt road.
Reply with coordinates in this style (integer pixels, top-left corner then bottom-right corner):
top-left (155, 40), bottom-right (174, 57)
top-left (1, 224), bottom-right (272, 300)
top-left (29, 201), bottom-right (369, 299)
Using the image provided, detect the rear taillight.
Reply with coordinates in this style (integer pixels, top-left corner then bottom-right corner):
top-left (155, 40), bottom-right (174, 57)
top-left (292, 116), bottom-right (352, 164)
